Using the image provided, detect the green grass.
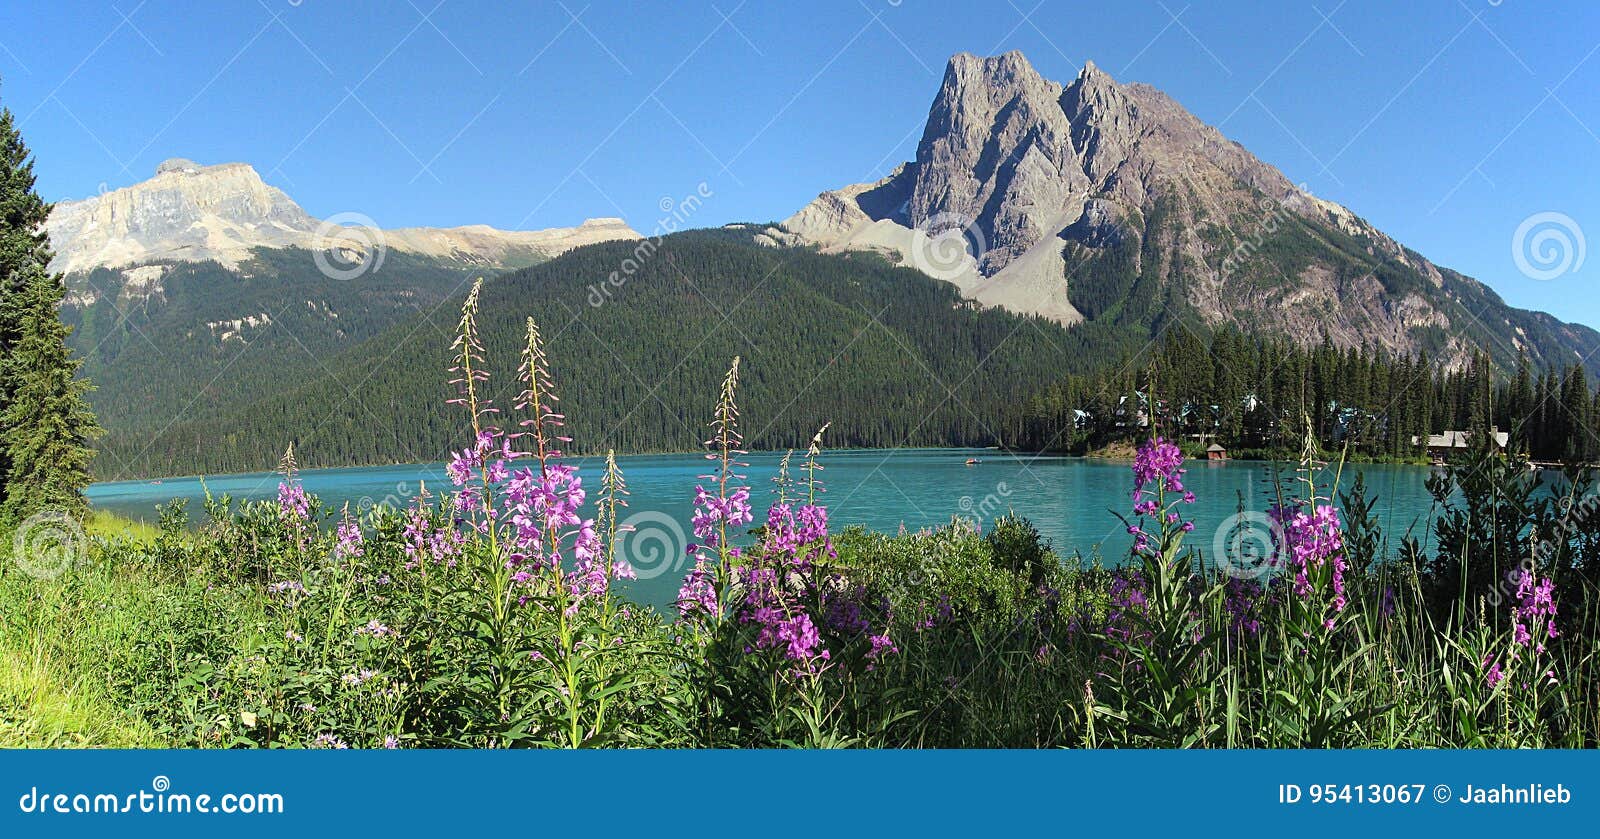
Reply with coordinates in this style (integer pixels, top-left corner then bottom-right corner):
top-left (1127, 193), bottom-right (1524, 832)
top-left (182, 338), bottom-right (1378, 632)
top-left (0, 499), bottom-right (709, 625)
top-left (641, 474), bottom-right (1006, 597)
top-left (84, 510), bottom-right (159, 543)
top-left (0, 638), bottom-right (163, 748)
top-left (0, 516), bottom-right (172, 748)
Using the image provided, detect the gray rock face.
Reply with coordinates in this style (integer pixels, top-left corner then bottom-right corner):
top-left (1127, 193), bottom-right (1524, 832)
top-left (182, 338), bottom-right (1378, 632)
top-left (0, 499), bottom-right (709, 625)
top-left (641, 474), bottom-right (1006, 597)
top-left (908, 51), bottom-right (1085, 274)
top-left (154, 158), bottom-right (202, 175)
top-left (780, 51), bottom-right (1600, 372)
top-left (47, 162), bottom-right (320, 276)
top-left (46, 160), bottom-right (642, 284)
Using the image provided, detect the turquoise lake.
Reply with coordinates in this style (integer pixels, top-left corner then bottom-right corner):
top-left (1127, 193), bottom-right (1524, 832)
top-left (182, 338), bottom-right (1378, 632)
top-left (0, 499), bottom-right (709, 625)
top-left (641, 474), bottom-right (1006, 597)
top-left (86, 448), bottom-right (1442, 609)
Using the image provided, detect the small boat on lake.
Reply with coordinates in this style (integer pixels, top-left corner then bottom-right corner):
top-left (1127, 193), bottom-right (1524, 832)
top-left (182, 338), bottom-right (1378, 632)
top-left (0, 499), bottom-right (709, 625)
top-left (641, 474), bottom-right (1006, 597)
top-left (965, 457), bottom-right (981, 465)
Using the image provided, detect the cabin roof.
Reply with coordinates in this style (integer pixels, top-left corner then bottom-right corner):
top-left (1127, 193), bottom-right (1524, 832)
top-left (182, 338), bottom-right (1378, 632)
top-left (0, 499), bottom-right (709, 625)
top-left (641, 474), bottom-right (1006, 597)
top-left (1425, 430), bottom-right (1510, 449)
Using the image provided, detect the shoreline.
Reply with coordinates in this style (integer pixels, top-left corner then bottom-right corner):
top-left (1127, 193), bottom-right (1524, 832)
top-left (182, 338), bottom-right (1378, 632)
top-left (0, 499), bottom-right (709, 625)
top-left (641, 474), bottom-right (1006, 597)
top-left (89, 441), bottom-right (1463, 488)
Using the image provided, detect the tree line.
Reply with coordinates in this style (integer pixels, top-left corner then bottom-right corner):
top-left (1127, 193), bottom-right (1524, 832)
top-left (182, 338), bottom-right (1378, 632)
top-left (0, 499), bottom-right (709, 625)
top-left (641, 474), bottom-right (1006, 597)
top-left (1007, 327), bottom-right (1599, 463)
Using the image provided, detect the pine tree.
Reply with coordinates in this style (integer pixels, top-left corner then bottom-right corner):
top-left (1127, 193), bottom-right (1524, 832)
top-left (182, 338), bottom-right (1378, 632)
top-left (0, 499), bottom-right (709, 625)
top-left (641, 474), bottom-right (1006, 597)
top-left (1558, 366), bottom-right (1592, 464)
top-left (0, 100), bottom-right (52, 504)
top-left (0, 91), bottom-right (100, 522)
top-left (1507, 352), bottom-right (1534, 450)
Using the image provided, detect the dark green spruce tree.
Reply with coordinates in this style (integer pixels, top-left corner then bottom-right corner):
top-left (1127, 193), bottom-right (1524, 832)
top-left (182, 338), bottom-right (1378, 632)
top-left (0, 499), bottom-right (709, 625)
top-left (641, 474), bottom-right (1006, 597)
top-left (0, 91), bottom-right (100, 522)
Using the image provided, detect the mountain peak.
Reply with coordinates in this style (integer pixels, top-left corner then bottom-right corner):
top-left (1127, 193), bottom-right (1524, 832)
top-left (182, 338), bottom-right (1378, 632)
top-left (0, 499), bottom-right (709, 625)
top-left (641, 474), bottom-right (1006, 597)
top-left (148, 157), bottom-right (266, 184)
top-left (778, 49), bottom-right (1600, 372)
top-left (1077, 58), bottom-right (1109, 80)
top-left (941, 49), bottom-right (1053, 93)
top-left (154, 157), bottom-right (203, 176)
top-left (46, 160), bottom-right (641, 277)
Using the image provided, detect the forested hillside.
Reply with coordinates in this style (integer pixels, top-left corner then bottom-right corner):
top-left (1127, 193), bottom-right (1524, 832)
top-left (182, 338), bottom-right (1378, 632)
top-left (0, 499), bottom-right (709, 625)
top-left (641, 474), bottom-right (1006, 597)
top-left (64, 250), bottom-right (489, 448)
top-left (94, 231), bottom-right (1144, 478)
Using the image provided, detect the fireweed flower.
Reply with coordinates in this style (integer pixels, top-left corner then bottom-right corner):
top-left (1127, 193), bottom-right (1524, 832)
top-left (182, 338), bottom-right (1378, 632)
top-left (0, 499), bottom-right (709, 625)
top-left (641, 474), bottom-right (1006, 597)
top-left (1479, 568), bottom-right (1564, 689)
top-left (725, 497), bottom-right (876, 671)
top-left (275, 479), bottom-right (314, 550)
top-left (335, 515), bottom-right (364, 561)
top-left (823, 586), bottom-right (873, 635)
top-left (763, 503), bottom-right (834, 570)
top-left (445, 431), bottom-right (493, 487)
top-left (1127, 438), bottom-right (1196, 551)
top-left (401, 497), bottom-right (464, 568)
top-left (1104, 570), bottom-right (1151, 646)
top-left (1483, 653), bottom-right (1504, 689)
top-left (677, 557), bottom-right (718, 619)
top-left (688, 485), bottom-right (753, 551)
top-left (494, 455), bottom-right (614, 609)
top-left (561, 520), bottom-right (608, 614)
top-left (1269, 502), bottom-right (1348, 630)
top-left (1222, 578), bottom-right (1267, 637)
top-left (1513, 569), bottom-right (1559, 652)
top-left (678, 484), bottom-right (753, 619)
top-left (447, 430), bottom-right (522, 521)
top-left (820, 582), bottom-right (897, 666)
top-left (915, 595), bottom-right (955, 631)
top-left (739, 569), bottom-right (829, 665)
top-left (781, 614), bottom-right (825, 662)
top-left (1131, 438), bottom-right (1189, 500)
top-left (276, 481), bottom-right (310, 521)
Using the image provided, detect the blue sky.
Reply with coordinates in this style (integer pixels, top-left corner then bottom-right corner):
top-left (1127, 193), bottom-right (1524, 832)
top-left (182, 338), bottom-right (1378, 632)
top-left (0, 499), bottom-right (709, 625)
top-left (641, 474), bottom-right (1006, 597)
top-left (2, 0), bottom-right (1598, 327)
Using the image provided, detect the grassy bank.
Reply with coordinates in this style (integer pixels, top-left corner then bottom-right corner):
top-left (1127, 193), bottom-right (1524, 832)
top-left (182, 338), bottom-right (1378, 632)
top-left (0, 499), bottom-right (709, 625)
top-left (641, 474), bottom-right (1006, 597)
top-left (0, 513), bottom-right (165, 747)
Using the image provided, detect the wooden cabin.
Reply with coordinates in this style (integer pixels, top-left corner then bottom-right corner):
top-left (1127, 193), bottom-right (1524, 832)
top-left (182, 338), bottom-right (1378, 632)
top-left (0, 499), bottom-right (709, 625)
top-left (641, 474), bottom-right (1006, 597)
top-left (1415, 428), bottom-right (1510, 461)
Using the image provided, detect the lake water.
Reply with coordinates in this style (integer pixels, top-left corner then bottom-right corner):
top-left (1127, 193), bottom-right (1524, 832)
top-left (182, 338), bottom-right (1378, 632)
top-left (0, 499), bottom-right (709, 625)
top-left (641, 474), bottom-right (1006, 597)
top-left (86, 448), bottom-right (1442, 608)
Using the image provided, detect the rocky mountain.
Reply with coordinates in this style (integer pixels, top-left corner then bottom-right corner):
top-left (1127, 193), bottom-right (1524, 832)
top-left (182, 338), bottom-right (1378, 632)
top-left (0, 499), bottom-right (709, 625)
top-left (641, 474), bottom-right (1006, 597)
top-left (47, 157), bottom-right (639, 283)
top-left (776, 51), bottom-right (1600, 373)
top-left (49, 158), bottom-right (640, 449)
